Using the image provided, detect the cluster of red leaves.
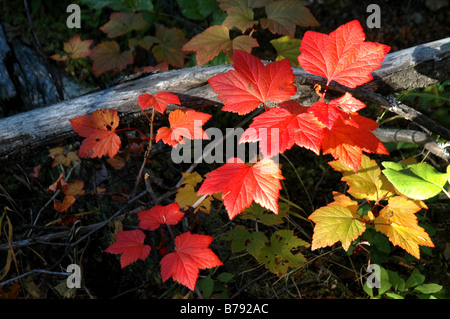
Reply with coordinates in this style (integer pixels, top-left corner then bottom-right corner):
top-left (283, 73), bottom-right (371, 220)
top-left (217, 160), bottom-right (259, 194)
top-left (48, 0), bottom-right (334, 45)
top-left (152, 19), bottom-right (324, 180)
top-left (69, 20), bottom-right (391, 292)
top-left (104, 203), bottom-right (222, 290)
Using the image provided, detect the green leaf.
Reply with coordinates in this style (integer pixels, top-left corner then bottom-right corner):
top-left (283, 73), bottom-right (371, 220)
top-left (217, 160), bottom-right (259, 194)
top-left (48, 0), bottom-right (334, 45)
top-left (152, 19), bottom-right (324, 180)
top-left (413, 283), bottom-right (443, 294)
top-left (382, 161), bottom-right (449, 200)
top-left (363, 266), bottom-right (391, 297)
top-left (387, 270), bottom-right (406, 292)
top-left (152, 26), bottom-right (187, 68)
top-left (256, 230), bottom-right (309, 277)
top-left (223, 5), bottom-right (257, 31)
top-left (270, 36), bottom-right (301, 66)
top-left (385, 292), bottom-right (405, 299)
top-left (405, 268), bottom-right (425, 288)
top-left (197, 275), bottom-right (214, 298)
top-left (240, 202), bottom-right (288, 226)
top-left (227, 226), bottom-right (268, 258)
top-left (100, 12), bottom-right (147, 38)
top-left (177, 0), bottom-right (218, 20)
top-left (216, 272), bottom-right (235, 283)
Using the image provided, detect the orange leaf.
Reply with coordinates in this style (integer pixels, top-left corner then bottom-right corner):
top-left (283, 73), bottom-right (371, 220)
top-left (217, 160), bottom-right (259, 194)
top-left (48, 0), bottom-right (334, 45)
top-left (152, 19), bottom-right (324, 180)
top-left (63, 34), bottom-right (93, 59)
top-left (69, 109), bottom-right (122, 158)
top-left (155, 109), bottom-right (212, 147)
top-left (54, 195), bottom-right (76, 213)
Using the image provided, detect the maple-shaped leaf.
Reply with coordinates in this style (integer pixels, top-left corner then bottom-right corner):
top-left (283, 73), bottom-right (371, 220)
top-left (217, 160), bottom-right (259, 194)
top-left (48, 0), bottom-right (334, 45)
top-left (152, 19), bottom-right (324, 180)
top-left (239, 101), bottom-right (324, 157)
top-left (260, 0), bottom-right (319, 38)
top-left (152, 26), bottom-right (187, 68)
top-left (223, 5), bottom-right (257, 32)
top-left (160, 231), bottom-right (223, 290)
top-left (298, 20), bottom-right (390, 88)
top-left (100, 12), bottom-right (147, 38)
top-left (208, 50), bottom-right (297, 115)
top-left (105, 229), bottom-right (151, 268)
top-left (137, 203), bottom-right (184, 231)
top-left (257, 230), bottom-right (309, 277)
top-left (48, 147), bottom-right (80, 167)
top-left (138, 92), bottom-right (180, 114)
top-left (374, 196), bottom-right (433, 259)
top-left (155, 109), bottom-right (212, 147)
top-left (329, 154), bottom-right (394, 201)
top-left (227, 225), bottom-right (268, 258)
top-left (197, 158), bottom-right (284, 219)
top-left (63, 34), bottom-right (93, 59)
top-left (176, 172), bottom-right (213, 214)
top-left (182, 25), bottom-right (258, 65)
top-left (62, 180), bottom-right (85, 197)
top-left (89, 41), bottom-right (134, 75)
top-left (69, 109), bottom-right (121, 158)
top-left (308, 192), bottom-right (366, 251)
top-left (270, 35), bottom-right (302, 66)
top-left (321, 117), bottom-right (388, 172)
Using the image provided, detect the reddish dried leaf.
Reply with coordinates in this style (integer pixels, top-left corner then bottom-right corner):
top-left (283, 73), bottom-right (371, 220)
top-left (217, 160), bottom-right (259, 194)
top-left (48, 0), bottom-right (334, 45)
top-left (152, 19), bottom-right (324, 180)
top-left (298, 20), bottom-right (390, 88)
top-left (69, 109), bottom-right (122, 158)
top-left (208, 50), bottom-right (297, 115)
top-left (90, 41), bottom-right (134, 75)
top-left (48, 173), bottom-right (68, 192)
top-left (100, 12), bottom-right (146, 38)
top-left (105, 230), bottom-right (151, 268)
top-left (152, 27), bottom-right (187, 68)
top-left (54, 195), bottom-right (76, 213)
top-left (155, 109), bottom-right (212, 147)
top-left (64, 34), bottom-right (93, 59)
top-left (137, 203), bottom-right (184, 231)
top-left (160, 232), bottom-right (223, 290)
top-left (198, 158), bottom-right (284, 219)
top-left (260, 0), bottom-right (319, 37)
top-left (183, 25), bottom-right (232, 66)
top-left (138, 92), bottom-right (180, 114)
top-left (62, 180), bottom-right (85, 196)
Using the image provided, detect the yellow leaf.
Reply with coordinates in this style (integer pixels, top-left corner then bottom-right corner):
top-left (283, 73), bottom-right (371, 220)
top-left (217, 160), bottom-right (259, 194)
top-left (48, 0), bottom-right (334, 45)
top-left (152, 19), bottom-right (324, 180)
top-left (379, 196), bottom-right (427, 230)
top-left (374, 216), bottom-right (434, 259)
top-left (181, 172), bottom-right (203, 187)
top-left (176, 184), bottom-right (213, 214)
top-left (308, 193), bottom-right (366, 251)
top-left (329, 155), bottom-right (394, 201)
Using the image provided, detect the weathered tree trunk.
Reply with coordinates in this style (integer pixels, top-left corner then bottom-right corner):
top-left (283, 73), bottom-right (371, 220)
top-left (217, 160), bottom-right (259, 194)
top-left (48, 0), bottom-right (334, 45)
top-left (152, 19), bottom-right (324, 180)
top-left (0, 37), bottom-right (449, 163)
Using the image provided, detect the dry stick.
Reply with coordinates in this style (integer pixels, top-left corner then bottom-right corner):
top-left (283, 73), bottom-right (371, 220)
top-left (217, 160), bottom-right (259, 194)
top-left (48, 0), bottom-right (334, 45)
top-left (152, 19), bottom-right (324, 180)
top-left (0, 269), bottom-right (71, 287)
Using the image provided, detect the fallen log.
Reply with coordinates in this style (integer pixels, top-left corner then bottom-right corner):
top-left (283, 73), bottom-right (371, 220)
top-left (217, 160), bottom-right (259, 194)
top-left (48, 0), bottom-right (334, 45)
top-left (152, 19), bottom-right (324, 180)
top-left (0, 37), bottom-right (449, 163)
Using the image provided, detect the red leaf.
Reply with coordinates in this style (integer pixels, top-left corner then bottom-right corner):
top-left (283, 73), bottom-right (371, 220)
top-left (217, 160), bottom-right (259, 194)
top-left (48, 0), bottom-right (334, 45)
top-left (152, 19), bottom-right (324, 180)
top-left (155, 109), bottom-right (212, 147)
top-left (298, 20), bottom-right (390, 88)
top-left (198, 158), bottom-right (284, 219)
top-left (138, 92), bottom-right (180, 114)
top-left (208, 50), bottom-right (297, 115)
top-left (69, 109), bottom-right (121, 158)
top-left (137, 203), bottom-right (184, 231)
top-left (160, 232), bottom-right (222, 290)
top-left (239, 101), bottom-right (324, 157)
top-left (321, 117), bottom-right (388, 172)
top-left (104, 230), bottom-right (151, 268)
